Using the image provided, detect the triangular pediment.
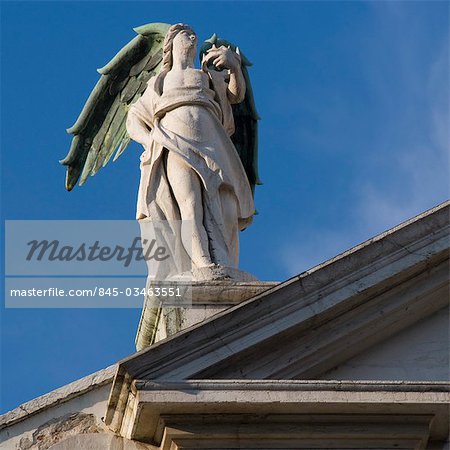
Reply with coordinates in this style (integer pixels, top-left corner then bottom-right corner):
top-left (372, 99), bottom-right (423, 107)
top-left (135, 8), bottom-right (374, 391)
top-left (111, 202), bottom-right (449, 383)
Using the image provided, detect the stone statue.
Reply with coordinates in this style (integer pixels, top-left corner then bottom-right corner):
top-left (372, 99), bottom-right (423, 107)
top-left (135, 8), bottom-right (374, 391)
top-left (60, 23), bottom-right (260, 277)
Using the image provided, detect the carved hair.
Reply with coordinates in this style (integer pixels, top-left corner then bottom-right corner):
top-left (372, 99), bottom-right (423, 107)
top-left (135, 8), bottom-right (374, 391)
top-left (155, 23), bottom-right (195, 94)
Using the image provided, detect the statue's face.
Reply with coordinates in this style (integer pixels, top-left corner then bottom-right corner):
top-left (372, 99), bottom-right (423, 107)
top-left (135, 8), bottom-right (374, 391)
top-left (172, 28), bottom-right (197, 55)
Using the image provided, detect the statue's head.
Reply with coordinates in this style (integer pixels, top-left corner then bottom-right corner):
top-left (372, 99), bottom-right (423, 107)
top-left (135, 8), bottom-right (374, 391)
top-left (162, 23), bottom-right (197, 71)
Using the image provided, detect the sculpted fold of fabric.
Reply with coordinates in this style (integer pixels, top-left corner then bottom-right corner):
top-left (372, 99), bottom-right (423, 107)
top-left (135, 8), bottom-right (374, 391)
top-left (130, 71), bottom-right (254, 271)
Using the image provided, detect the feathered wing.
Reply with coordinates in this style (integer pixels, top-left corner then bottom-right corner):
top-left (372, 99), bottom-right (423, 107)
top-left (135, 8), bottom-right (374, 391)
top-left (60, 23), bottom-right (171, 191)
top-left (200, 35), bottom-right (261, 196)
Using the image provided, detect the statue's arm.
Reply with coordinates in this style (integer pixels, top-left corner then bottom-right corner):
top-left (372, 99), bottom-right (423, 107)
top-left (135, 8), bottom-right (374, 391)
top-left (203, 46), bottom-right (246, 104)
top-left (227, 63), bottom-right (246, 104)
top-left (126, 106), bottom-right (151, 146)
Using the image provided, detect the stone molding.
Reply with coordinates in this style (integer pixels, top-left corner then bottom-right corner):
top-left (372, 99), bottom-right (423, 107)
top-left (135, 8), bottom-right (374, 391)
top-left (124, 380), bottom-right (450, 444)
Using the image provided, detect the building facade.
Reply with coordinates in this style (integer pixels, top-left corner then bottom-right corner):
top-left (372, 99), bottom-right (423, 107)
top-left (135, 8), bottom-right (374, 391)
top-left (1, 202), bottom-right (449, 449)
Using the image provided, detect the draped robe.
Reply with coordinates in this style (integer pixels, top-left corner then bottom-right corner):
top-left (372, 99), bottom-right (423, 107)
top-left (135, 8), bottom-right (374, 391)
top-left (128, 68), bottom-right (254, 270)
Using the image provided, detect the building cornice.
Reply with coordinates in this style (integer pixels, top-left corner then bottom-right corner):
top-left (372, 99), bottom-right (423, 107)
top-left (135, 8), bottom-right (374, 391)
top-left (126, 379), bottom-right (450, 444)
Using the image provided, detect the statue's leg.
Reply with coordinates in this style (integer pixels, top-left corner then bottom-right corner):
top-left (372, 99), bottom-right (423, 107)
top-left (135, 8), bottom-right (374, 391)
top-left (166, 151), bottom-right (212, 268)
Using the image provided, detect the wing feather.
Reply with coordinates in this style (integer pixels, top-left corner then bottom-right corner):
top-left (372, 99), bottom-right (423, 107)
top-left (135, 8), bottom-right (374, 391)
top-left (232, 64), bottom-right (262, 192)
top-left (129, 52), bottom-right (154, 77)
top-left (109, 76), bottom-right (129, 96)
top-left (120, 76), bottom-right (142, 104)
top-left (144, 48), bottom-right (163, 71)
top-left (65, 76), bottom-right (111, 136)
top-left (60, 23), bottom-right (170, 191)
top-left (113, 136), bottom-right (131, 162)
top-left (78, 95), bottom-right (122, 184)
top-left (104, 121), bottom-right (128, 167)
top-left (92, 106), bottom-right (128, 174)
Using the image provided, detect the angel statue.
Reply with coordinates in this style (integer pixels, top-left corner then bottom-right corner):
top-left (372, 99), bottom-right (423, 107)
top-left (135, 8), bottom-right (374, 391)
top-left (60, 23), bottom-right (260, 278)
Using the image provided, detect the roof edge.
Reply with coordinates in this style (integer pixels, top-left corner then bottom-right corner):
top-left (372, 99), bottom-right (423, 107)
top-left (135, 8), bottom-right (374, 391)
top-left (297, 200), bottom-right (450, 280)
top-left (0, 364), bottom-right (116, 430)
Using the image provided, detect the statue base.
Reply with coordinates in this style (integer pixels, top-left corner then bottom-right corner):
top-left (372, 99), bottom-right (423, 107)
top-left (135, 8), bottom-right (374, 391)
top-left (177, 264), bottom-right (259, 282)
top-left (135, 277), bottom-right (278, 351)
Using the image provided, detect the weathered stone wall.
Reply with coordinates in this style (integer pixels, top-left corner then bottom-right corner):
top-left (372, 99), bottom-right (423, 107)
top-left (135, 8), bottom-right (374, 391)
top-left (18, 412), bottom-right (105, 450)
top-left (49, 433), bottom-right (155, 449)
top-left (0, 367), bottom-right (114, 450)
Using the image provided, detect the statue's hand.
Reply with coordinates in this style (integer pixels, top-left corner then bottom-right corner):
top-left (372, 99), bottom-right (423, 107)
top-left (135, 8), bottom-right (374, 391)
top-left (202, 45), bottom-right (242, 72)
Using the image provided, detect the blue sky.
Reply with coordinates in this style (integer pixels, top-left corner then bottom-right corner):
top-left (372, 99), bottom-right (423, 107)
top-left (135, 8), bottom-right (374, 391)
top-left (1, 1), bottom-right (448, 413)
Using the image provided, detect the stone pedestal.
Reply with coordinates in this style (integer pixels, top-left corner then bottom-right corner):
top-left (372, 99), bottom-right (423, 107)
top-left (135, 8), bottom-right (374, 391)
top-left (135, 280), bottom-right (278, 351)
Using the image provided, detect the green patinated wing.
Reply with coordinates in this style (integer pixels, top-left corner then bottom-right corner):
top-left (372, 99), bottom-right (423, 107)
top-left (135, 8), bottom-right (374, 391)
top-left (60, 23), bottom-right (171, 191)
top-left (199, 34), bottom-right (261, 196)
